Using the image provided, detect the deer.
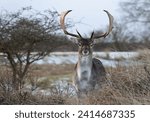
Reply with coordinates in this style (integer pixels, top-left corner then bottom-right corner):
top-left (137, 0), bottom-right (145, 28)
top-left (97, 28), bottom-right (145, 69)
top-left (60, 10), bottom-right (113, 98)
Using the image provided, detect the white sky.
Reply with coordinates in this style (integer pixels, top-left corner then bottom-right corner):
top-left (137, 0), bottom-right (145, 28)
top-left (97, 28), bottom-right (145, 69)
top-left (0, 0), bottom-right (122, 36)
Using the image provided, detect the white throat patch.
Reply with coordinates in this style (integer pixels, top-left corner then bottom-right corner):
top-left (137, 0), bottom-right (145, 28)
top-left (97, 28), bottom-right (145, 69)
top-left (77, 56), bottom-right (92, 82)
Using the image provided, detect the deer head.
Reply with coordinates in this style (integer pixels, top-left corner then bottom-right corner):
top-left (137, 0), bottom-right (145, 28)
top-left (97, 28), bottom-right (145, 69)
top-left (60, 10), bottom-right (114, 56)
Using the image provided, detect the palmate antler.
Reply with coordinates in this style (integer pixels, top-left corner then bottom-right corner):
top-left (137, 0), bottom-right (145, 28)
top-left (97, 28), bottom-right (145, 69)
top-left (60, 10), bottom-right (114, 39)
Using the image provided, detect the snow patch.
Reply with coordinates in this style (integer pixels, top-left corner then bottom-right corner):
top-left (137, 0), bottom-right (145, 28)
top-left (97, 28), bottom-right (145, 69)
top-left (35, 52), bottom-right (139, 67)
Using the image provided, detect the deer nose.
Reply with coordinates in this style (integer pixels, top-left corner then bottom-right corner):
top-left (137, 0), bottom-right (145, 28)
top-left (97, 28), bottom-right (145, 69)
top-left (82, 49), bottom-right (89, 55)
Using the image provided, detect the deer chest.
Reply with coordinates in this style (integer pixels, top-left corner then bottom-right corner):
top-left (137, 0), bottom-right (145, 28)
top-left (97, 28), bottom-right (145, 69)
top-left (77, 65), bottom-right (91, 81)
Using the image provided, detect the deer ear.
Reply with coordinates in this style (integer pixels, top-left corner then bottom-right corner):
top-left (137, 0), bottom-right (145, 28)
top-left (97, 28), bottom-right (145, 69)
top-left (90, 31), bottom-right (94, 39)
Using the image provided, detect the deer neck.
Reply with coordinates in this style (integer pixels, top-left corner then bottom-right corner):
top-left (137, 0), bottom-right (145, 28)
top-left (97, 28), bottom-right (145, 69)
top-left (77, 53), bottom-right (93, 81)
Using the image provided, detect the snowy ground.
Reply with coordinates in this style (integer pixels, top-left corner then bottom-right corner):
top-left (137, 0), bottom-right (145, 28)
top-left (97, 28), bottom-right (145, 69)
top-left (35, 52), bottom-right (139, 67)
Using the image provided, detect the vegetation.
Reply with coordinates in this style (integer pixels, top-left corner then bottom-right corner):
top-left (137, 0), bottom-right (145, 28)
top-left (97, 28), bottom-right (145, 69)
top-left (0, 50), bottom-right (150, 104)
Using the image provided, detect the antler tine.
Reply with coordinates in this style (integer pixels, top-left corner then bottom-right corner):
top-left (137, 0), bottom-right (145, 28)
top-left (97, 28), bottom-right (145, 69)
top-left (60, 10), bottom-right (80, 38)
top-left (94, 10), bottom-right (114, 39)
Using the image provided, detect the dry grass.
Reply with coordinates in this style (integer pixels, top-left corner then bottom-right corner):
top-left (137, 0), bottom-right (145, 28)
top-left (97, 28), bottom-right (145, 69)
top-left (0, 91), bottom-right (68, 105)
top-left (31, 64), bottom-right (74, 77)
top-left (0, 50), bottom-right (150, 104)
top-left (82, 65), bottom-right (150, 105)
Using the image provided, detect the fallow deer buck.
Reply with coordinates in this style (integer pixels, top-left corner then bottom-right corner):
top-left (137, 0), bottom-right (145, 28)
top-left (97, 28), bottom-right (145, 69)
top-left (60, 10), bottom-right (113, 97)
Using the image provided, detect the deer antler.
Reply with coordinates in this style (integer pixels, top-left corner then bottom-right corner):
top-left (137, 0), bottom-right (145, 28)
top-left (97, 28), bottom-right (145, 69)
top-left (60, 10), bottom-right (113, 39)
top-left (60, 10), bottom-right (82, 38)
top-left (93, 10), bottom-right (114, 39)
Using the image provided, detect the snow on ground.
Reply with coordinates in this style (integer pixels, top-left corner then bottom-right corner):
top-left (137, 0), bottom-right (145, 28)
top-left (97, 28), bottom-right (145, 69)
top-left (35, 52), bottom-right (139, 67)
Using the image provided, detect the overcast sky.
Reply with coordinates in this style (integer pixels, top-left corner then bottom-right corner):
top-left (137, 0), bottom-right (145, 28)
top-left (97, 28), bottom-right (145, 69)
top-left (0, 0), bottom-right (122, 36)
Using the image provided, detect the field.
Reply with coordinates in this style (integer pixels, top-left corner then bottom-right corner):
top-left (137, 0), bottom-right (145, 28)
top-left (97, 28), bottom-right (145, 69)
top-left (0, 50), bottom-right (150, 104)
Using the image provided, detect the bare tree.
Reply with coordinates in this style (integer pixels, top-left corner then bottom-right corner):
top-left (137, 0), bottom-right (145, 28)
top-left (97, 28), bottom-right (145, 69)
top-left (121, 0), bottom-right (150, 24)
top-left (120, 0), bottom-right (150, 40)
top-left (0, 7), bottom-right (60, 91)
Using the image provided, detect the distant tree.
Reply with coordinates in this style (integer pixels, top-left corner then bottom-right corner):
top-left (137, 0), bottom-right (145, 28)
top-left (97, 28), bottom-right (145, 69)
top-left (111, 22), bottom-right (135, 51)
top-left (92, 21), bottom-right (133, 51)
top-left (121, 0), bottom-right (150, 24)
top-left (0, 7), bottom-right (60, 91)
top-left (120, 0), bottom-right (150, 40)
